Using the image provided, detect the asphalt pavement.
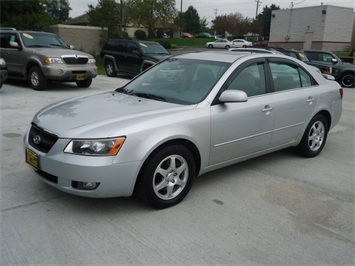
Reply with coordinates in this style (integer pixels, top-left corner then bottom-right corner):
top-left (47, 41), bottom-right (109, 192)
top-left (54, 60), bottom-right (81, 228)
top-left (0, 74), bottom-right (354, 265)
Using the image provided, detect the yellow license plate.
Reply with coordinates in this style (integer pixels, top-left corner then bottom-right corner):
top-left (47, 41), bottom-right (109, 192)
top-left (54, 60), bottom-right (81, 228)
top-left (76, 74), bottom-right (85, 80)
top-left (26, 148), bottom-right (38, 170)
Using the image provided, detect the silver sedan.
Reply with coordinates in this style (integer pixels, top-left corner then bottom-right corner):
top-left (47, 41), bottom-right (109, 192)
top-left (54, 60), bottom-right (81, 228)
top-left (24, 51), bottom-right (343, 208)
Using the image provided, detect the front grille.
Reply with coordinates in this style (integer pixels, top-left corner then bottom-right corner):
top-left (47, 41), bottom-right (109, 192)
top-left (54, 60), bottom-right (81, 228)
top-left (37, 169), bottom-right (58, 184)
top-left (62, 56), bottom-right (88, 65)
top-left (28, 124), bottom-right (58, 153)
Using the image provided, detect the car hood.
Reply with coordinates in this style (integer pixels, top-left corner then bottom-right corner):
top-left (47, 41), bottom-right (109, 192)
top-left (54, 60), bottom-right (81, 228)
top-left (32, 91), bottom-right (193, 138)
top-left (27, 48), bottom-right (93, 58)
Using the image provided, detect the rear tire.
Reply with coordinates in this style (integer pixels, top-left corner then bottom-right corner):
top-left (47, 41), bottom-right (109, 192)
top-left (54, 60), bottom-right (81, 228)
top-left (29, 66), bottom-right (47, 90)
top-left (296, 114), bottom-right (328, 157)
top-left (137, 145), bottom-right (195, 209)
top-left (76, 77), bottom-right (92, 88)
top-left (105, 60), bottom-right (117, 77)
top-left (339, 72), bottom-right (354, 88)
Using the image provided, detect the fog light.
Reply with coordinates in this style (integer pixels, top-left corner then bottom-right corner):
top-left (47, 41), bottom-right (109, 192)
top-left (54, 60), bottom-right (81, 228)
top-left (57, 69), bottom-right (64, 74)
top-left (72, 181), bottom-right (100, 190)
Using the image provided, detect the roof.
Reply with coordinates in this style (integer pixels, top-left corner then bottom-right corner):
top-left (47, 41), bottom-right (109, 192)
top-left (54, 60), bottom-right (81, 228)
top-left (63, 14), bottom-right (90, 26)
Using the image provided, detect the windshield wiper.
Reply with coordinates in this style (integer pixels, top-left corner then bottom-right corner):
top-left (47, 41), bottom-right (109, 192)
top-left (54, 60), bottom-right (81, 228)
top-left (26, 45), bottom-right (49, 48)
top-left (115, 87), bottom-right (132, 94)
top-left (130, 92), bottom-right (166, 102)
top-left (49, 43), bottom-right (68, 48)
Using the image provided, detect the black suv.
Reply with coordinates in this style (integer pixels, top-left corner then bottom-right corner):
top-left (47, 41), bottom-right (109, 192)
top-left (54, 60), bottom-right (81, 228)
top-left (304, 50), bottom-right (354, 88)
top-left (0, 28), bottom-right (97, 90)
top-left (100, 39), bottom-right (170, 77)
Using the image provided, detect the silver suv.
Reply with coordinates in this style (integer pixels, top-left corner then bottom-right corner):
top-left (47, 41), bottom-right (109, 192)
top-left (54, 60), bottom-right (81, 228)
top-left (0, 29), bottom-right (97, 90)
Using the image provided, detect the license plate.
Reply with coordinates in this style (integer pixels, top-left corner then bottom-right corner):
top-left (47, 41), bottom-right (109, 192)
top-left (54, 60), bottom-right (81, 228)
top-left (26, 148), bottom-right (39, 170)
top-left (76, 74), bottom-right (85, 80)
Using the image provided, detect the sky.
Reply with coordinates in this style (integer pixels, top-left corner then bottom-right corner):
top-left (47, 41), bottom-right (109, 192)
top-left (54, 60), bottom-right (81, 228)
top-left (68, 0), bottom-right (354, 22)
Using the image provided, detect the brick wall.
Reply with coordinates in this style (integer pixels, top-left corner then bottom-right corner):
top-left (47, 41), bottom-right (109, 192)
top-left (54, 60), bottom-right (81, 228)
top-left (49, 25), bottom-right (107, 56)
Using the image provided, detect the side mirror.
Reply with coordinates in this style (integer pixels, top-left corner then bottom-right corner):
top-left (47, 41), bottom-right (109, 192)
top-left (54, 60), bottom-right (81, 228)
top-left (322, 74), bottom-right (335, 81)
top-left (132, 49), bottom-right (140, 55)
top-left (10, 41), bottom-right (19, 49)
top-left (331, 58), bottom-right (338, 64)
top-left (70, 45), bottom-right (75, 49)
top-left (219, 90), bottom-right (248, 103)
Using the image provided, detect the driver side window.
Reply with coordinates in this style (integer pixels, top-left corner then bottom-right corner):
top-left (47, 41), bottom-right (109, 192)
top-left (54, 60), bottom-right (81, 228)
top-left (226, 63), bottom-right (266, 97)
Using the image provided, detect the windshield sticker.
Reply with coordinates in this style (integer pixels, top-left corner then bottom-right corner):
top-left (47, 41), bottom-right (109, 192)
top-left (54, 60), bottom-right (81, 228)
top-left (22, 33), bottom-right (34, 39)
top-left (299, 53), bottom-right (305, 58)
top-left (139, 43), bottom-right (147, 47)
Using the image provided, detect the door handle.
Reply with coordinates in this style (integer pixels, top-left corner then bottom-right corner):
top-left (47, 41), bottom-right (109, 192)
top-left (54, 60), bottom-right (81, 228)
top-left (306, 96), bottom-right (315, 104)
top-left (262, 105), bottom-right (274, 113)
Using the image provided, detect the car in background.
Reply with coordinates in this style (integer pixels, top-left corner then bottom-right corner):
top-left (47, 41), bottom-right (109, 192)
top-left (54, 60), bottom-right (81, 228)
top-left (276, 49), bottom-right (333, 76)
top-left (206, 39), bottom-right (233, 49)
top-left (195, 32), bottom-right (213, 38)
top-left (0, 57), bottom-right (7, 88)
top-left (24, 51), bottom-right (343, 209)
top-left (100, 39), bottom-right (170, 77)
top-left (231, 39), bottom-right (253, 48)
top-left (304, 49), bottom-right (354, 88)
top-left (181, 32), bottom-right (193, 38)
top-left (0, 28), bottom-right (97, 90)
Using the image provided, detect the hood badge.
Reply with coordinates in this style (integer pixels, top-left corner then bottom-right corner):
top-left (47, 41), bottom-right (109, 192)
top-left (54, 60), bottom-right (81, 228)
top-left (33, 135), bottom-right (41, 145)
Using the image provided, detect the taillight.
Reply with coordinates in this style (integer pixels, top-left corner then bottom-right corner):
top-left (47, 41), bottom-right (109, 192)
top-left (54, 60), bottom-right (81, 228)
top-left (339, 88), bottom-right (343, 99)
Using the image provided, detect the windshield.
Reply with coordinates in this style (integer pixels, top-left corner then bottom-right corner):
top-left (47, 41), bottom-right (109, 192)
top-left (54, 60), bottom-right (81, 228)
top-left (119, 58), bottom-right (230, 104)
top-left (21, 32), bottom-right (70, 49)
top-left (139, 42), bottom-right (169, 55)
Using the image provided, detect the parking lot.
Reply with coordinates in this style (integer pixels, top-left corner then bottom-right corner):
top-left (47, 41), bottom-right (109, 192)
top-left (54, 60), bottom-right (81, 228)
top-left (1, 75), bottom-right (354, 265)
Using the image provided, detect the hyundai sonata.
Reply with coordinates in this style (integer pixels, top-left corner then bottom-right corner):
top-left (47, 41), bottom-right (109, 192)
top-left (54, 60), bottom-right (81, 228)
top-left (24, 51), bottom-right (343, 208)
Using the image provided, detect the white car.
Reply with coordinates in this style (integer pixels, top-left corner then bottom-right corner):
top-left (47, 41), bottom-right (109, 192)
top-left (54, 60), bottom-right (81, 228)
top-left (231, 39), bottom-right (253, 48)
top-left (206, 39), bottom-right (233, 49)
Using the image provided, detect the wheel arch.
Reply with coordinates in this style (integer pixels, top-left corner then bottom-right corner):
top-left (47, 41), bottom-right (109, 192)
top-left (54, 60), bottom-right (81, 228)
top-left (26, 61), bottom-right (41, 79)
top-left (314, 110), bottom-right (331, 129)
top-left (134, 138), bottom-right (201, 191)
top-left (103, 55), bottom-right (118, 70)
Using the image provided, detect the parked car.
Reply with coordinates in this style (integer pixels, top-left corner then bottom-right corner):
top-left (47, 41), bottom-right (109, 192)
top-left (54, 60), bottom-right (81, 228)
top-left (100, 39), bottom-right (170, 77)
top-left (206, 39), bottom-right (233, 49)
top-left (0, 28), bottom-right (97, 90)
top-left (24, 51), bottom-right (343, 208)
top-left (196, 32), bottom-right (213, 38)
top-left (0, 58), bottom-right (7, 88)
top-left (231, 39), bottom-right (253, 48)
top-left (304, 49), bottom-right (355, 88)
top-left (275, 48), bottom-right (333, 76)
top-left (181, 32), bottom-right (193, 38)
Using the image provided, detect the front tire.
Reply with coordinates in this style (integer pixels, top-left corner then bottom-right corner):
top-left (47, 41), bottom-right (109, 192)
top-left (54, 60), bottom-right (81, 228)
top-left (296, 115), bottom-right (328, 157)
top-left (105, 60), bottom-right (117, 77)
top-left (208, 44), bottom-right (213, 48)
top-left (339, 72), bottom-right (354, 88)
top-left (76, 77), bottom-right (92, 88)
top-left (137, 145), bottom-right (195, 209)
top-left (29, 66), bottom-right (47, 90)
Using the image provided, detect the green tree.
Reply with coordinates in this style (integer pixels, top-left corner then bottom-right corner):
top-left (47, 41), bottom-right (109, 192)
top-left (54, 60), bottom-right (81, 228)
top-left (126, 0), bottom-right (176, 37)
top-left (0, 0), bottom-right (70, 30)
top-left (212, 12), bottom-right (252, 37)
top-left (256, 4), bottom-right (280, 37)
top-left (183, 6), bottom-right (200, 34)
top-left (87, 0), bottom-right (122, 37)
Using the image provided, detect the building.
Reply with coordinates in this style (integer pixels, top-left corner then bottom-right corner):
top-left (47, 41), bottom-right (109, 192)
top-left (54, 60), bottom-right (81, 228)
top-left (268, 5), bottom-right (354, 51)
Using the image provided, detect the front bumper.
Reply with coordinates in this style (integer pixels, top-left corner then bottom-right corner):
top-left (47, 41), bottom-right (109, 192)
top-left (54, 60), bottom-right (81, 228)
top-left (24, 130), bottom-right (140, 198)
top-left (41, 64), bottom-right (97, 81)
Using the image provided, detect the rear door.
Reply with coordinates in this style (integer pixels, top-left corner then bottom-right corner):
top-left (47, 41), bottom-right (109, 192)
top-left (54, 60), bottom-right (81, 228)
top-left (266, 58), bottom-right (319, 147)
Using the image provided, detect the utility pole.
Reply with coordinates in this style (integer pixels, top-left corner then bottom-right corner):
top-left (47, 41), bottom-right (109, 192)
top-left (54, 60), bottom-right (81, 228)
top-left (255, 0), bottom-right (262, 18)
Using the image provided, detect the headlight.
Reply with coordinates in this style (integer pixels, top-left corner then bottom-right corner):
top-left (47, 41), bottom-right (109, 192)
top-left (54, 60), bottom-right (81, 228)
top-left (64, 137), bottom-right (126, 156)
top-left (0, 58), bottom-right (6, 65)
top-left (88, 58), bottom-right (96, 64)
top-left (44, 57), bottom-right (64, 64)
